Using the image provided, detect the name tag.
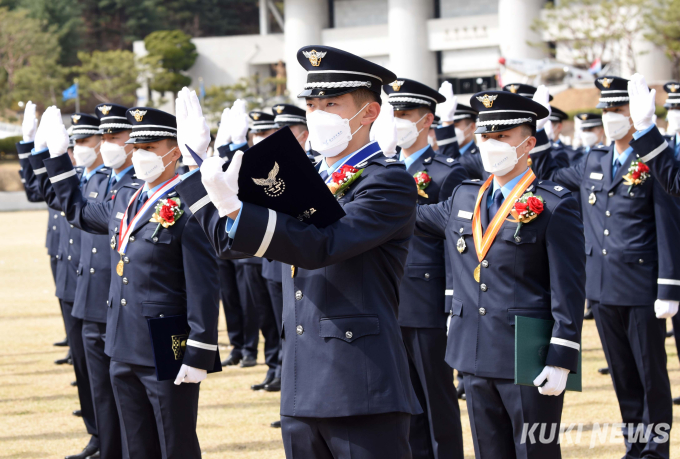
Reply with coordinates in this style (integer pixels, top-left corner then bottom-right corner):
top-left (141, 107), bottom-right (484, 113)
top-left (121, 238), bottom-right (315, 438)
top-left (589, 172), bottom-right (603, 180)
top-left (89, 191), bottom-right (99, 198)
top-left (115, 212), bottom-right (124, 220)
top-left (457, 210), bottom-right (473, 220)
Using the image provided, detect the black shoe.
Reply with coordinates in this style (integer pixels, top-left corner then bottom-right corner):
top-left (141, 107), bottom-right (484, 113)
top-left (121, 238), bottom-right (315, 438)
top-left (72, 409), bottom-right (82, 417)
top-left (54, 337), bottom-right (69, 347)
top-left (70, 381), bottom-right (77, 387)
top-left (667, 329), bottom-right (674, 338)
top-left (271, 420), bottom-right (281, 428)
top-left (221, 354), bottom-right (242, 367)
top-left (87, 452), bottom-right (100, 458)
top-left (55, 355), bottom-right (71, 365)
top-left (264, 377), bottom-right (281, 392)
top-left (65, 436), bottom-right (99, 459)
top-left (251, 374), bottom-right (275, 391)
top-left (598, 367), bottom-right (610, 375)
top-left (456, 384), bottom-right (466, 400)
top-left (673, 396), bottom-right (680, 405)
top-left (240, 356), bottom-right (257, 368)
top-left (584, 308), bottom-right (594, 320)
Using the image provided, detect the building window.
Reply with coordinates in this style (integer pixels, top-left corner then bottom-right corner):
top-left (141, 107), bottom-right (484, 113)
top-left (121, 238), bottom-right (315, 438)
top-left (438, 76), bottom-right (498, 94)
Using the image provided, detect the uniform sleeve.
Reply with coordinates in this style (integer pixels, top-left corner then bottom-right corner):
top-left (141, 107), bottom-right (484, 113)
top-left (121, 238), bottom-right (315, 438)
top-left (42, 154), bottom-right (112, 234)
top-left (435, 125), bottom-right (460, 159)
top-left (223, 167), bottom-right (417, 270)
top-left (530, 145), bottom-right (586, 192)
top-left (414, 192), bottom-right (454, 240)
top-left (28, 152), bottom-right (62, 210)
top-left (17, 141), bottom-right (44, 202)
top-left (652, 180), bottom-right (680, 301)
top-left (438, 163), bottom-right (469, 201)
top-left (630, 126), bottom-right (680, 197)
top-left (544, 195), bottom-right (586, 373)
top-left (180, 215), bottom-right (221, 370)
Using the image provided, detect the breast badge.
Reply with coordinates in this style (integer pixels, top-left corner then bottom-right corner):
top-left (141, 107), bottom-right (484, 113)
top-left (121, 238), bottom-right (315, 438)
top-left (588, 192), bottom-right (597, 205)
top-left (456, 237), bottom-right (466, 254)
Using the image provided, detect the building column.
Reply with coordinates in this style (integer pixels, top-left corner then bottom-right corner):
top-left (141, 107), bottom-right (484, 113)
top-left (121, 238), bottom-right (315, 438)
top-left (498, 0), bottom-right (548, 60)
top-left (387, 0), bottom-right (437, 88)
top-left (284, 0), bottom-right (329, 103)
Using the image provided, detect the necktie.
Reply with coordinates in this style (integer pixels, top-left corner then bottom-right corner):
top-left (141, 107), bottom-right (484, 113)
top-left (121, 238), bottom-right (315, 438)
top-left (612, 158), bottom-right (621, 177)
top-left (319, 170), bottom-right (329, 182)
top-left (488, 189), bottom-right (504, 221)
top-left (128, 192), bottom-right (149, 224)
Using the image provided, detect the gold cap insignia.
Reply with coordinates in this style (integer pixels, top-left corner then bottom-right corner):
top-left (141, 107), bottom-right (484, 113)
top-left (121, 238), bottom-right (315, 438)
top-left (302, 49), bottom-right (327, 67)
top-left (599, 78), bottom-right (612, 89)
top-left (669, 84), bottom-right (680, 93)
top-left (99, 105), bottom-right (112, 115)
top-left (391, 80), bottom-right (405, 91)
top-left (72, 114), bottom-right (81, 124)
top-left (507, 84), bottom-right (520, 94)
top-left (252, 113), bottom-right (261, 120)
top-left (275, 106), bottom-right (284, 114)
top-left (476, 94), bottom-right (498, 109)
top-left (580, 114), bottom-right (588, 120)
top-left (131, 109), bottom-right (147, 122)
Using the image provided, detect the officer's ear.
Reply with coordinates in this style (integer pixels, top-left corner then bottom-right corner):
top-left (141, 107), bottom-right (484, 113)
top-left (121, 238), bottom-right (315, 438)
top-left (167, 139), bottom-right (181, 161)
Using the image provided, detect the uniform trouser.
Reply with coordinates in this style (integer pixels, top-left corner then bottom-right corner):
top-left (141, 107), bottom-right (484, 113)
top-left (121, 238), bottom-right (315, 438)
top-left (236, 264), bottom-right (279, 376)
top-left (234, 264), bottom-right (263, 360)
top-left (217, 258), bottom-right (243, 358)
top-left (672, 313), bottom-right (680, 365)
top-left (591, 301), bottom-right (672, 459)
top-left (109, 360), bottom-right (201, 459)
top-left (281, 412), bottom-right (412, 459)
top-left (82, 321), bottom-right (124, 459)
top-left (400, 327), bottom-right (463, 459)
top-left (61, 300), bottom-right (97, 436)
top-left (50, 256), bottom-right (69, 339)
top-left (462, 373), bottom-right (564, 459)
top-left (266, 279), bottom-right (283, 379)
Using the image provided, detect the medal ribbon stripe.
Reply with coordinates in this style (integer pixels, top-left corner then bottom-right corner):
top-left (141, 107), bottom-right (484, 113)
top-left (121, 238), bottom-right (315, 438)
top-left (472, 170), bottom-right (536, 262)
top-left (117, 175), bottom-right (181, 255)
top-left (323, 141), bottom-right (383, 184)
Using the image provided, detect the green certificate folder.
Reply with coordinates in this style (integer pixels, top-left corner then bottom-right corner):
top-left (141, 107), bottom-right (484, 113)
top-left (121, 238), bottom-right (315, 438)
top-left (515, 315), bottom-right (582, 392)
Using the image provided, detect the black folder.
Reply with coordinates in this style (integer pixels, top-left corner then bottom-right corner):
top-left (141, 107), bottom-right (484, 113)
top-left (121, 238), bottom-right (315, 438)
top-left (147, 314), bottom-right (222, 381)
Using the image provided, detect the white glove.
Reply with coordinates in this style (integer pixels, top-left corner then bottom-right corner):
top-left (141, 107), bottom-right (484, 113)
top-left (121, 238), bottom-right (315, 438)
top-left (176, 87), bottom-right (210, 167)
top-left (655, 299), bottom-right (679, 319)
top-left (214, 107), bottom-right (232, 148)
top-left (34, 106), bottom-right (54, 152)
top-left (46, 108), bottom-right (70, 158)
top-left (534, 365), bottom-right (569, 396)
top-left (229, 99), bottom-right (249, 145)
top-left (533, 85), bottom-right (552, 131)
top-left (201, 151), bottom-right (243, 217)
top-left (628, 73), bottom-right (656, 132)
top-left (174, 364), bottom-right (207, 385)
top-left (372, 103), bottom-right (398, 158)
top-left (22, 101), bottom-right (37, 143)
top-left (438, 81), bottom-right (458, 123)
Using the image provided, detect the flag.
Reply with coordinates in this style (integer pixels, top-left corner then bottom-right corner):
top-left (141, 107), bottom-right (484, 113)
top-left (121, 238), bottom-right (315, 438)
top-left (63, 83), bottom-right (78, 101)
top-left (588, 58), bottom-right (602, 75)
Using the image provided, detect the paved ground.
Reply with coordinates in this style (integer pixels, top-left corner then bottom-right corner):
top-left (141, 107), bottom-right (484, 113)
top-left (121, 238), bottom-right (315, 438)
top-left (1, 210), bottom-right (679, 458)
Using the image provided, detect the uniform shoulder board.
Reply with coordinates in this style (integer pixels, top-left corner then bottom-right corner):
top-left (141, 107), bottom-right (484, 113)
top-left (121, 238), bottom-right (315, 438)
top-left (368, 156), bottom-right (405, 167)
top-left (432, 155), bottom-right (457, 167)
top-left (536, 180), bottom-right (571, 197)
top-left (462, 179), bottom-right (484, 186)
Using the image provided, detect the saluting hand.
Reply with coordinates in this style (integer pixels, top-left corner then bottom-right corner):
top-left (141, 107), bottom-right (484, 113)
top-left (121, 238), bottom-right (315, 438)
top-left (533, 365), bottom-right (569, 396)
top-left (533, 85), bottom-right (552, 131)
top-left (176, 87), bottom-right (210, 167)
top-left (201, 150), bottom-right (243, 219)
top-left (33, 106), bottom-right (53, 152)
top-left (628, 73), bottom-right (657, 132)
top-left (438, 81), bottom-right (458, 124)
top-left (229, 99), bottom-right (250, 145)
top-left (174, 364), bottom-right (207, 385)
top-left (372, 102), bottom-right (398, 158)
top-left (45, 107), bottom-right (70, 157)
top-left (214, 107), bottom-right (232, 148)
top-left (22, 101), bottom-right (37, 143)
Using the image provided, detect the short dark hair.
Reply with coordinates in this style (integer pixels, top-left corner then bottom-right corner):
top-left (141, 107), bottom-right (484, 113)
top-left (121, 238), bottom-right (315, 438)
top-left (520, 123), bottom-right (536, 137)
top-left (350, 88), bottom-right (381, 109)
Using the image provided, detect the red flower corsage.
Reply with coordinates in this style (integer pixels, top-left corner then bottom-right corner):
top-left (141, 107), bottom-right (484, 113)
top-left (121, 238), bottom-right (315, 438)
top-left (622, 159), bottom-right (650, 193)
top-left (413, 171), bottom-right (432, 198)
top-left (328, 164), bottom-right (363, 197)
top-left (510, 192), bottom-right (545, 238)
top-left (150, 198), bottom-right (184, 238)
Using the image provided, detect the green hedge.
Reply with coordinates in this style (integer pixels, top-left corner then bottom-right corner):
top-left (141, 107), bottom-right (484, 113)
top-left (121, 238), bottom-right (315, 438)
top-left (0, 136), bottom-right (22, 156)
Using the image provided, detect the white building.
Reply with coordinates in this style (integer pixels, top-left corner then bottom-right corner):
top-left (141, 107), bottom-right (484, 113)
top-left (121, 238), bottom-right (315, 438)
top-left (134, 0), bottom-right (671, 113)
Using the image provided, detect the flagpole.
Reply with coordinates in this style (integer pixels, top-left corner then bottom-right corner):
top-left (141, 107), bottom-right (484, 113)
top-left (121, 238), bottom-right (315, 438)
top-left (74, 78), bottom-right (80, 113)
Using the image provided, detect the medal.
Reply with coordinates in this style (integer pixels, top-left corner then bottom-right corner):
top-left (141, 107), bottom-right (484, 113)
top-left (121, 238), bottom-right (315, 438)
top-left (588, 192), bottom-right (597, 205)
top-left (116, 253), bottom-right (124, 277)
top-left (456, 237), bottom-right (466, 254)
top-left (473, 264), bottom-right (481, 283)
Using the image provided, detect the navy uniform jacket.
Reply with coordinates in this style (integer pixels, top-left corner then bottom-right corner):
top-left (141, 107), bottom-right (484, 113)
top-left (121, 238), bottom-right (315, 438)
top-left (533, 144), bottom-right (680, 306)
top-left (399, 147), bottom-right (468, 328)
top-left (552, 140), bottom-right (583, 166)
top-left (42, 154), bottom-right (220, 371)
top-left (434, 125), bottom-right (460, 159)
top-left (629, 126), bottom-right (680, 196)
top-left (415, 178), bottom-right (585, 378)
top-left (176, 153), bottom-right (422, 418)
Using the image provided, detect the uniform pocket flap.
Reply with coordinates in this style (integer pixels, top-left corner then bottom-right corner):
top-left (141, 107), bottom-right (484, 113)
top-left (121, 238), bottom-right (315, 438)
top-left (507, 308), bottom-right (553, 326)
top-left (407, 264), bottom-right (446, 279)
top-left (621, 250), bottom-right (657, 264)
top-left (501, 228), bottom-right (537, 244)
top-left (451, 298), bottom-right (463, 317)
top-left (141, 301), bottom-right (185, 318)
top-left (319, 315), bottom-right (380, 343)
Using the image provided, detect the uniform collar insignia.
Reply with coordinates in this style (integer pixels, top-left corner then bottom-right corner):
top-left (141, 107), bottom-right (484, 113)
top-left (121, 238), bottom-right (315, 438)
top-left (476, 94), bottom-right (498, 108)
top-left (302, 49), bottom-right (327, 67)
top-left (131, 109), bottom-right (147, 122)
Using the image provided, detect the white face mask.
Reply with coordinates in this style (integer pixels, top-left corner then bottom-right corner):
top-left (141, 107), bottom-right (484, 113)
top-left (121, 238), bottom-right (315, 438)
top-left (602, 112), bottom-right (632, 141)
top-left (101, 141), bottom-right (132, 169)
top-left (479, 136), bottom-right (530, 177)
top-left (306, 103), bottom-right (368, 158)
top-left (73, 141), bottom-right (101, 168)
top-left (394, 114), bottom-right (427, 149)
top-left (253, 135), bottom-right (265, 145)
top-left (667, 110), bottom-right (680, 135)
top-left (132, 147), bottom-right (176, 183)
top-left (580, 130), bottom-right (600, 147)
top-left (455, 123), bottom-right (473, 146)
